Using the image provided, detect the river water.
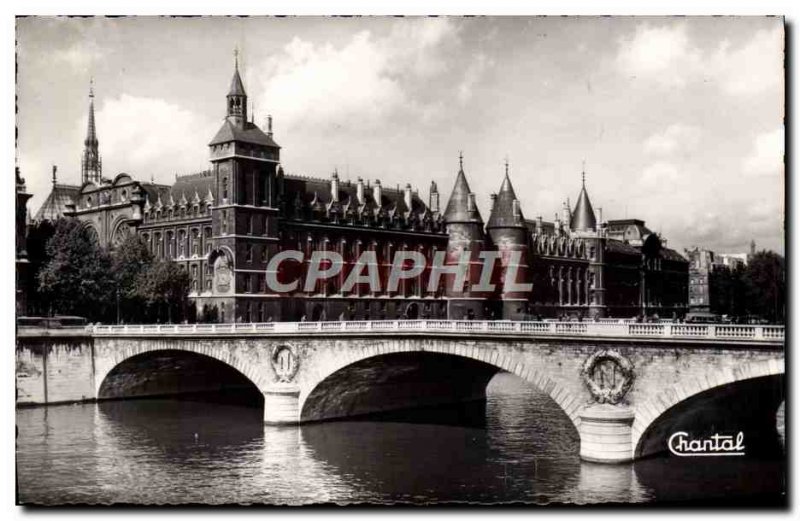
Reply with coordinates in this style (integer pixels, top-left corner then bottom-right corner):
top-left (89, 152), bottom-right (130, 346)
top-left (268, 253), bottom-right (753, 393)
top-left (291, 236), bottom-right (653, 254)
top-left (16, 373), bottom-right (786, 506)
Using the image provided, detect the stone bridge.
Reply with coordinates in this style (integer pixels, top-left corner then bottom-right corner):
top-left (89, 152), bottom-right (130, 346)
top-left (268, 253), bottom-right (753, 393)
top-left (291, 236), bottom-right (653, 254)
top-left (16, 320), bottom-right (785, 463)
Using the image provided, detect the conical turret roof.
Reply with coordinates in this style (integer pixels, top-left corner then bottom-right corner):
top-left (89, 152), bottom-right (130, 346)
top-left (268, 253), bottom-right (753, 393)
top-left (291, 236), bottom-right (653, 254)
top-left (487, 166), bottom-right (524, 228)
top-left (443, 156), bottom-right (483, 224)
top-left (570, 179), bottom-right (597, 232)
top-left (228, 61), bottom-right (246, 97)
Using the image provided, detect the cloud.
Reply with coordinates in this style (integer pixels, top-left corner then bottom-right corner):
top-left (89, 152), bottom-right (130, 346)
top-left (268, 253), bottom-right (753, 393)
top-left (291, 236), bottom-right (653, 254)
top-left (50, 40), bottom-right (106, 69)
top-left (639, 161), bottom-right (679, 188)
top-left (714, 27), bottom-right (784, 96)
top-left (616, 23), bottom-right (702, 87)
top-left (744, 128), bottom-right (784, 177)
top-left (643, 124), bottom-right (702, 155)
top-left (255, 18), bottom-right (474, 134)
top-left (616, 22), bottom-right (783, 96)
top-left (457, 53), bottom-right (491, 104)
top-left (94, 95), bottom-right (215, 182)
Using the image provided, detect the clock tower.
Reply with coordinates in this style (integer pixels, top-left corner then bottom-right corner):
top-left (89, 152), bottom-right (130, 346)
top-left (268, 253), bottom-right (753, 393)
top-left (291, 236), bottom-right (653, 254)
top-left (208, 51), bottom-right (282, 322)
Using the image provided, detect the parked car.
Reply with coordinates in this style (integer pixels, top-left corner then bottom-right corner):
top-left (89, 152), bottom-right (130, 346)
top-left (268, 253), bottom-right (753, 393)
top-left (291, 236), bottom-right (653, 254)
top-left (684, 312), bottom-right (722, 324)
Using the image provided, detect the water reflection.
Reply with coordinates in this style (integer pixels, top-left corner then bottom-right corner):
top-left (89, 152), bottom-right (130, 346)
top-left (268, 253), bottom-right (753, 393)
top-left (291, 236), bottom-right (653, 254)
top-left (16, 373), bottom-right (785, 505)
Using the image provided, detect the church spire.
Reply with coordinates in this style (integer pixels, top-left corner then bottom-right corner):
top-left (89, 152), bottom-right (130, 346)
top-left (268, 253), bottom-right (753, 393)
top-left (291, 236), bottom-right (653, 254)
top-left (81, 78), bottom-right (102, 184)
top-left (226, 48), bottom-right (248, 127)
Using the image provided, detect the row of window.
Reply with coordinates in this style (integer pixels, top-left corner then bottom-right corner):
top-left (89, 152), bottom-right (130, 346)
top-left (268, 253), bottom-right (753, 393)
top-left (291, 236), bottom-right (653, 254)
top-left (145, 203), bottom-right (212, 223)
top-left (142, 227), bottom-right (213, 260)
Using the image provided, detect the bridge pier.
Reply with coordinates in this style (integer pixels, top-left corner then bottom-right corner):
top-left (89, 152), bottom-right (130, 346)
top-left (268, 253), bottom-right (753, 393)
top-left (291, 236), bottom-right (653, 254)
top-left (579, 404), bottom-right (635, 463)
top-left (263, 385), bottom-right (301, 425)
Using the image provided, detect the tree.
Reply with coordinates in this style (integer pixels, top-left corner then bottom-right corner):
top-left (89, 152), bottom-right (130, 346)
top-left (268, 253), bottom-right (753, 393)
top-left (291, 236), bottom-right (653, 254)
top-left (709, 264), bottom-right (747, 318)
top-left (37, 218), bottom-right (115, 321)
top-left (23, 219), bottom-right (56, 316)
top-left (135, 259), bottom-right (192, 323)
top-left (743, 251), bottom-right (785, 323)
top-left (111, 234), bottom-right (153, 323)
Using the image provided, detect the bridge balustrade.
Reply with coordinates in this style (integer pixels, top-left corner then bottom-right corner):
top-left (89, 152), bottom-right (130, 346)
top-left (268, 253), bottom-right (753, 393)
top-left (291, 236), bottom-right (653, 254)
top-left (763, 326), bottom-right (785, 340)
top-left (76, 320), bottom-right (783, 344)
top-left (670, 324), bottom-right (708, 337)
top-left (555, 323), bottom-right (588, 334)
top-left (716, 325), bottom-right (755, 338)
top-left (628, 324), bottom-right (665, 336)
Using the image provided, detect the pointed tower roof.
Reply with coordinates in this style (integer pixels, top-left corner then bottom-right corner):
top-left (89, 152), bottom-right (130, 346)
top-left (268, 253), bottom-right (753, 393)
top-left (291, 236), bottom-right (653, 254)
top-left (487, 160), bottom-right (525, 228)
top-left (228, 49), bottom-right (247, 97)
top-left (570, 169), bottom-right (597, 232)
top-left (443, 152), bottom-right (483, 224)
top-left (85, 80), bottom-right (98, 147)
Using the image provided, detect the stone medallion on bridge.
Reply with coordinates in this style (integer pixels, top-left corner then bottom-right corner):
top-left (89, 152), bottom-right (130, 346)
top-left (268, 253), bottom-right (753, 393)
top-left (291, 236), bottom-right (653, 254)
top-left (581, 349), bottom-right (634, 405)
top-left (271, 345), bottom-right (300, 383)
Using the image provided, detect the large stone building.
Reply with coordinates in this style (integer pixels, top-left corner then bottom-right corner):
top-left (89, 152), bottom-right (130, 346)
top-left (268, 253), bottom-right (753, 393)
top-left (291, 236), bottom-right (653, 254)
top-left (684, 242), bottom-right (754, 313)
top-left (30, 57), bottom-right (688, 322)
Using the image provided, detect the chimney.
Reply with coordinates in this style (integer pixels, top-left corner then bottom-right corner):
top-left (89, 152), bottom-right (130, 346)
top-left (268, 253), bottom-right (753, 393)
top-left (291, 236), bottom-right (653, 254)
top-left (489, 193), bottom-right (497, 212)
top-left (598, 206), bottom-right (603, 225)
top-left (562, 200), bottom-right (571, 226)
top-left (373, 179), bottom-right (382, 206)
top-left (536, 215), bottom-right (543, 234)
top-left (404, 183), bottom-right (413, 210)
top-left (356, 177), bottom-right (365, 205)
top-left (429, 181), bottom-right (439, 213)
top-left (52, 165), bottom-right (57, 186)
top-left (267, 115), bottom-right (273, 138)
top-left (331, 170), bottom-right (339, 202)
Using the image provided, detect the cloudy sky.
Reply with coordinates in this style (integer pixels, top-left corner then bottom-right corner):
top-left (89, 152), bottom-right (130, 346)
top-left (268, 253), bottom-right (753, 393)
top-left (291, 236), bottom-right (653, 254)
top-left (16, 16), bottom-right (784, 254)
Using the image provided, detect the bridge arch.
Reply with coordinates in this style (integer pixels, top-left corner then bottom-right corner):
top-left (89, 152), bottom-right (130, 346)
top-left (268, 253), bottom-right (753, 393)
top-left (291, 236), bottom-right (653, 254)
top-left (297, 338), bottom-right (584, 430)
top-left (632, 359), bottom-right (785, 458)
top-left (93, 343), bottom-right (271, 402)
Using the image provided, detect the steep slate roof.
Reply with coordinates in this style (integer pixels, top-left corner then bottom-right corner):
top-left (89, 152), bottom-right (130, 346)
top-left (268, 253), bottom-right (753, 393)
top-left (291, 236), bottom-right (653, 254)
top-left (661, 247), bottom-right (688, 263)
top-left (606, 219), bottom-right (653, 243)
top-left (443, 166), bottom-right (483, 224)
top-left (33, 184), bottom-right (80, 222)
top-left (487, 171), bottom-right (524, 228)
top-left (283, 175), bottom-right (429, 216)
top-left (208, 119), bottom-right (281, 148)
top-left (139, 182), bottom-right (173, 206)
top-left (570, 183), bottom-right (597, 231)
top-left (605, 238), bottom-right (642, 256)
top-left (228, 66), bottom-right (246, 97)
top-left (170, 171), bottom-right (217, 202)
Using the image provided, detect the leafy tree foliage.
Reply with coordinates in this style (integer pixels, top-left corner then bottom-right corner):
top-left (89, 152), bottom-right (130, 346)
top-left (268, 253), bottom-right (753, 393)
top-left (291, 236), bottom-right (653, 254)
top-left (709, 264), bottom-right (747, 317)
top-left (706, 250), bottom-right (785, 323)
top-left (23, 219), bottom-right (56, 316)
top-left (111, 234), bottom-right (154, 322)
top-left (34, 219), bottom-right (193, 324)
top-left (743, 251), bottom-right (785, 323)
top-left (37, 219), bottom-right (114, 321)
top-left (135, 259), bottom-right (192, 323)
